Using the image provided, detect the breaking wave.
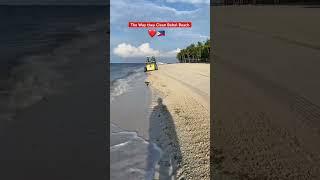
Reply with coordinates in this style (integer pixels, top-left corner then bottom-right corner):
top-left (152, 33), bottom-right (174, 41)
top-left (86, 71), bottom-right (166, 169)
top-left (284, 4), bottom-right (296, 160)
top-left (110, 67), bottom-right (144, 102)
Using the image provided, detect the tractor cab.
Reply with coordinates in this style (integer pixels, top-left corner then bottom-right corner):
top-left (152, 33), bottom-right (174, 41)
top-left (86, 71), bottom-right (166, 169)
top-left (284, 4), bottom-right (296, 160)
top-left (144, 56), bottom-right (158, 72)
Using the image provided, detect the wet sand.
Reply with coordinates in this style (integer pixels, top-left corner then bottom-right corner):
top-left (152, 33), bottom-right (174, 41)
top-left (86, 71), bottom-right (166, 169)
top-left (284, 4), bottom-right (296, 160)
top-left (147, 64), bottom-right (210, 179)
top-left (0, 20), bottom-right (107, 179)
top-left (110, 74), bottom-right (152, 139)
top-left (212, 5), bottom-right (320, 179)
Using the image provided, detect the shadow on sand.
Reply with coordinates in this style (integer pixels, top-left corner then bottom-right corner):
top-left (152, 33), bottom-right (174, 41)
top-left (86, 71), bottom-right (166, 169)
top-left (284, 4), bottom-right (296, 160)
top-left (147, 98), bottom-right (183, 180)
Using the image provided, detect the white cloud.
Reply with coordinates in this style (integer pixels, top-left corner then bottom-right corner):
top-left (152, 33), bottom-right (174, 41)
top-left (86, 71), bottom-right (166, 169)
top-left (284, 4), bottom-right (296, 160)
top-left (113, 43), bottom-right (160, 58)
top-left (110, 0), bottom-right (209, 37)
top-left (113, 43), bottom-right (180, 58)
top-left (110, 0), bottom-right (209, 62)
top-left (110, 0), bottom-right (201, 24)
top-left (162, 48), bottom-right (181, 57)
top-left (200, 35), bottom-right (210, 39)
top-left (166, 0), bottom-right (209, 4)
top-left (169, 30), bottom-right (210, 40)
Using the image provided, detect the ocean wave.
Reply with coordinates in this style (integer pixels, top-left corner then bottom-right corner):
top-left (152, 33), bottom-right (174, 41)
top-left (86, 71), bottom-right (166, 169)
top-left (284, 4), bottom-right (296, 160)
top-left (110, 123), bottom-right (162, 180)
top-left (110, 67), bottom-right (144, 101)
top-left (1, 20), bottom-right (106, 121)
top-left (158, 62), bottom-right (167, 65)
top-left (7, 57), bottom-right (64, 110)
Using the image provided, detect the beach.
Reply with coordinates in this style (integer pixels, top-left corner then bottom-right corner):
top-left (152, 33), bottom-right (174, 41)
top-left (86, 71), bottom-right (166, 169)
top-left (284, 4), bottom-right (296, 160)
top-left (110, 63), bottom-right (210, 179)
top-left (0, 6), bottom-right (108, 179)
top-left (147, 64), bottom-right (210, 179)
top-left (212, 5), bottom-right (320, 179)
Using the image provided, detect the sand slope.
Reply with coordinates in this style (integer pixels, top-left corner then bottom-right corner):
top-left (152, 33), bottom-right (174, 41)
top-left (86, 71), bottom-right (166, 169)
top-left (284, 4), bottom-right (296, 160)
top-left (147, 64), bottom-right (210, 180)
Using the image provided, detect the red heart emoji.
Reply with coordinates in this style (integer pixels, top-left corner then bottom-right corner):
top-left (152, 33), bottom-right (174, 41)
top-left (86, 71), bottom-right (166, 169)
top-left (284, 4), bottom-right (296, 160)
top-left (148, 29), bottom-right (156, 37)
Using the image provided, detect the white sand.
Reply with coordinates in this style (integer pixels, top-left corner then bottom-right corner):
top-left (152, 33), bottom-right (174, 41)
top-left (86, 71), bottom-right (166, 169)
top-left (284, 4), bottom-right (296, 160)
top-left (147, 63), bottom-right (210, 180)
top-left (212, 6), bottom-right (320, 179)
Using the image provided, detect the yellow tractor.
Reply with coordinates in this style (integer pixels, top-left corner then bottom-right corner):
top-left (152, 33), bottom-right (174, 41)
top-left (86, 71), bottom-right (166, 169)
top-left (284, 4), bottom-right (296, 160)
top-left (144, 56), bottom-right (158, 72)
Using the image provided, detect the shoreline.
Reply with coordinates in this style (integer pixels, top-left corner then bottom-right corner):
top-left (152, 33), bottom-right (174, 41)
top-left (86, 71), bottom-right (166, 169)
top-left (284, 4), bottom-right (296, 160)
top-left (110, 72), bottom-right (152, 139)
top-left (110, 63), bottom-right (210, 179)
top-left (147, 63), bottom-right (210, 179)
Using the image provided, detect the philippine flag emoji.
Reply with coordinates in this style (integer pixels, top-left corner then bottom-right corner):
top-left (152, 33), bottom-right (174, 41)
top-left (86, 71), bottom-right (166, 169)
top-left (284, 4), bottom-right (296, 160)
top-left (156, 30), bottom-right (165, 36)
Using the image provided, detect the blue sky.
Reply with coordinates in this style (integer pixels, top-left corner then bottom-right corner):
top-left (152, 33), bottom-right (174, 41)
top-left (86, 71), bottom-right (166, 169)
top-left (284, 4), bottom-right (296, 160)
top-left (111, 0), bottom-right (210, 63)
top-left (0, 0), bottom-right (107, 4)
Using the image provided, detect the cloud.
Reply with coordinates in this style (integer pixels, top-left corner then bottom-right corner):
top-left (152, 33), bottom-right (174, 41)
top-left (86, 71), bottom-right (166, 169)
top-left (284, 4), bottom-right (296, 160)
top-left (111, 0), bottom-right (209, 35)
top-left (113, 43), bottom-right (180, 58)
top-left (170, 30), bottom-right (210, 39)
top-left (200, 35), bottom-right (210, 39)
top-left (0, 0), bottom-right (108, 5)
top-left (110, 0), bottom-right (209, 62)
top-left (113, 43), bottom-right (160, 58)
top-left (162, 48), bottom-right (181, 57)
top-left (110, 0), bottom-right (201, 24)
top-left (166, 0), bottom-right (209, 4)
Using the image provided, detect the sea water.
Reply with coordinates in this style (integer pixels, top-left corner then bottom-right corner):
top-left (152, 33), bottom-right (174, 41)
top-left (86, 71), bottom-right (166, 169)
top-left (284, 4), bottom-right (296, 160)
top-left (0, 5), bottom-right (107, 122)
top-left (110, 123), bottom-right (162, 180)
top-left (0, 5), bottom-right (162, 179)
top-left (110, 63), bottom-right (163, 180)
top-left (0, 6), bottom-right (106, 71)
top-left (110, 63), bottom-right (145, 101)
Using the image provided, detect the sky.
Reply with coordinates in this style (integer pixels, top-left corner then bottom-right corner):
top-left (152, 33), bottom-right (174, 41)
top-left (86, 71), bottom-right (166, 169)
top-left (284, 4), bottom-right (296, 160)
top-left (110, 0), bottom-right (210, 63)
top-left (0, 0), bottom-right (210, 63)
top-left (0, 0), bottom-right (107, 5)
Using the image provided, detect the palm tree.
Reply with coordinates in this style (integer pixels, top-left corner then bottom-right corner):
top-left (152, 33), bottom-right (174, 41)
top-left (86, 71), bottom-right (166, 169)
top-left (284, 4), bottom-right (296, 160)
top-left (185, 46), bottom-right (191, 63)
top-left (176, 39), bottom-right (210, 63)
top-left (181, 48), bottom-right (185, 63)
top-left (176, 52), bottom-right (183, 63)
top-left (204, 39), bottom-right (210, 62)
top-left (176, 52), bottom-right (181, 63)
top-left (189, 44), bottom-right (196, 63)
top-left (197, 42), bottom-right (203, 62)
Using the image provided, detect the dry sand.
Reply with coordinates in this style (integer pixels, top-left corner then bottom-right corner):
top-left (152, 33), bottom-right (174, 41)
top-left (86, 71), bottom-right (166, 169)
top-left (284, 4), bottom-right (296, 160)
top-left (212, 6), bottom-right (320, 179)
top-left (147, 63), bottom-right (210, 180)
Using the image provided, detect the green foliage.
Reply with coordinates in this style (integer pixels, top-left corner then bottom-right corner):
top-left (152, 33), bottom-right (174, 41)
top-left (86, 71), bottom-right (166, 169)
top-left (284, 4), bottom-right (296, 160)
top-left (176, 39), bottom-right (210, 63)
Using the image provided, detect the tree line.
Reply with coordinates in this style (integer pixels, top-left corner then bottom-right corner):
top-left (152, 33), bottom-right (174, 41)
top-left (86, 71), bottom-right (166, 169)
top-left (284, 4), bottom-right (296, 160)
top-left (176, 39), bottom-right (210, 63)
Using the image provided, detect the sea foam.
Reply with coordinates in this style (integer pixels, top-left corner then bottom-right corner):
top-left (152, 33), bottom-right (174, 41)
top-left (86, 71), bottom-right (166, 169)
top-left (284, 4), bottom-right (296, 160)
top-left (110, 123), bottom-right (162, 180)
top-left (110, 67), bottom-right (144, 102)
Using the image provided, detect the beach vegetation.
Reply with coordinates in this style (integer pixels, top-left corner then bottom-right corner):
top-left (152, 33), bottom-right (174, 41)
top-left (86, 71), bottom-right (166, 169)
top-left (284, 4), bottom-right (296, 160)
top-left (176, 39), bottom-right (210, 63)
